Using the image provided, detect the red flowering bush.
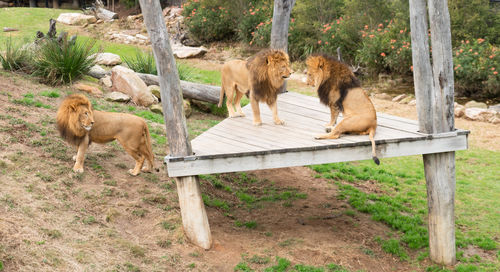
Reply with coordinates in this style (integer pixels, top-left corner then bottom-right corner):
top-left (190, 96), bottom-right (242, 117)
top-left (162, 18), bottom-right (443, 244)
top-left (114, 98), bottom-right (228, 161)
top-left (316, 16), bottom-right (363, 63)
top-left (237, 1), bottom-right (272, 43)
top-left (182, 0), bottom-right (236, 43)
top-left (250, 18), bottom-right (273, 47)
top-left (454, 39), bottom-right (499, 98)
top-left (355, 20), bottom-right (412, 75)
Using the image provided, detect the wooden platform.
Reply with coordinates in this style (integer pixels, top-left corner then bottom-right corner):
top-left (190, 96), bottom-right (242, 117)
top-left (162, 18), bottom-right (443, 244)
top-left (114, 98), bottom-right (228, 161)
top-left (165, 92), bottom-right (468, 177)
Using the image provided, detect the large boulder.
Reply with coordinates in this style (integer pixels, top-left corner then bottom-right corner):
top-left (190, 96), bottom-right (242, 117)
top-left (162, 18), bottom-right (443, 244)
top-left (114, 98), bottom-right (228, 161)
top-left (464, 100), bottom-right (487, 109)
top-left (489, 103), bottom-right (500, 113)
top-left (99, 76), bottom-right (113, 88)
top-left (464, 108), bottom-right (497, 121)
top-left (0, 1), bottom-right (9, 8)
top-left (148, 85), bottom-right (161, 100)
top-left (96, 8), bottom-right (118, 21)
top-left (392, 94), bottom-right (407, 102)
top-left (105, 91), bottom-right (131, 103)
top-left (454, 103), bottom-right (465, 118)
top-left (111, 66), bottom-right (155, 107)
top-left (172, 45), bottom-right (207, 59)
top-left (150, 100), bottom-right (192, 118)
top-left (57, 13), bottom-right (97, 26)
top-left (373, 93), bottom-right (392, 101)
top-left (93, 53), bottom-right (122, 66)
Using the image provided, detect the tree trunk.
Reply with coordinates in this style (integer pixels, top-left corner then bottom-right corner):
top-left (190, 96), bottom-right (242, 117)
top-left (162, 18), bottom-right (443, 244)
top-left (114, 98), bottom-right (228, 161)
top-left (72, 0), bottom-right (79, 8)
top-left (29, 0), bottom-right (37, 7)
top-left (138, 0), bottom-right (212, 250)
top-left (137, 73), bottom-right (220, 104)
top-left (410, 0), bottom-right (456, 265)
top-left (52, 0), bottom-right (59, 9)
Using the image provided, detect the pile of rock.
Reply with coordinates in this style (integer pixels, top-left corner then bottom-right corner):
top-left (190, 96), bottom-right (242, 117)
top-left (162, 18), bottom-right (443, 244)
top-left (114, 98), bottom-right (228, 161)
top-left (81, 52), bottom-right (191, 117)
top-left (372, 92), bottom-right (500, 124)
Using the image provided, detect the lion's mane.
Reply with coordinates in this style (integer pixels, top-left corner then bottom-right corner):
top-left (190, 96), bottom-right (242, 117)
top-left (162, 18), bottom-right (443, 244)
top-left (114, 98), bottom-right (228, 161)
top-left (56, 94), bottom-right (92, 147)
top-left (246, 49), bottom-right (290, 104)
top-left (306, 54), bottom-right (360, 112)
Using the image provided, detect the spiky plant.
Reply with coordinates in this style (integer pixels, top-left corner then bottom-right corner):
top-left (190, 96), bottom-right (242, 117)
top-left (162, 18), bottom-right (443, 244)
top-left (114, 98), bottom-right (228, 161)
top-left (123, 50), bottom-right (157, 75)
top-left (0, 37), bottom-right (31, 71)
top-left (32, 36), bottom-right (96, 85)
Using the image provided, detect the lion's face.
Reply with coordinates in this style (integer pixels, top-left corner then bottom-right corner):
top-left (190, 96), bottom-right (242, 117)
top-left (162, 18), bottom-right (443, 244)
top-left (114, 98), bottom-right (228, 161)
top-left (267, 52), bottom-right (292, 88)
top-left (305, 56), bottom-right (325, 87)
top-left (77, 105), bottom-right (94, 131)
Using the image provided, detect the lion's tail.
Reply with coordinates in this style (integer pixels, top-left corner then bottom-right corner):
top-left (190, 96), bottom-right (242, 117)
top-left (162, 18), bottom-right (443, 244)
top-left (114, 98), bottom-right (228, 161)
top-left (143, 123), bottom-right (156, 171)
top-left (218, 81), bottom-right (225, 108)
top-left (369, 127), bottom-right (380, 165)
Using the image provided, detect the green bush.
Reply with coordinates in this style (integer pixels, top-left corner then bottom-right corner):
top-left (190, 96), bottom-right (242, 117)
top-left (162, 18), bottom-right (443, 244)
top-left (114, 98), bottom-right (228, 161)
top-left (32, 37), bottom-right (96, 85)
top-left (453, 38), bottom-right (499, 98)
top-left (237, 1), bottom-right (272, 43)
top-left (250, 18), bottom-right (272, 47)
top-left (182, 0), bottom-right (236, 43)
top-left (355, 20), bottom-right (412, 75)
top-left (0, 37), bottom-right (31, 71)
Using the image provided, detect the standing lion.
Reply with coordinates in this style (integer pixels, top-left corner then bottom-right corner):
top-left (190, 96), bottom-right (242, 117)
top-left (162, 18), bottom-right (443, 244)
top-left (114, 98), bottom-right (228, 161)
top-left (219, 49), bottom-right (291, 125)
top-left (306, 54), bottom-right (380, 165)
top-left (56, 94), bottom-right (155, 175)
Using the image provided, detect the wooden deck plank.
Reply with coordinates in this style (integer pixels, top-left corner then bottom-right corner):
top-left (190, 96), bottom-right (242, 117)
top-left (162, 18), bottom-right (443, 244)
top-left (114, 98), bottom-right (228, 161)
top-left (167, 91), bottom-right (469, 177)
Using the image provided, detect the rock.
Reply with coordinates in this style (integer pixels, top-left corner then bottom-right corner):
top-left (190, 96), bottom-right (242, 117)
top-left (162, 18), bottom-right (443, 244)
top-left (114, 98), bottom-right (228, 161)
top-left (392, 94), bottom-right (407, 102)
top-left (289, 72), bottom-right (306, 83)
top-left (488, 103), bottom-right (500, 113)
top-left (92, 53), bottom-right (122, 66)
top-left (135, 34), bottom-right (148, 40)
top-left (3, 27), bottom-right (18, 32)
top-left (150, 100), bottom-right (192, 117)
top-left (99, 76), bottom-right (113, 88)
top-left (73, 83), bottom-right (103, 97)
top-left (400, 96), bottom-right (414, 104)
top-left (373, 93), bottom-right (393, 101)
top-left (408, 99), bottom-right (417, 106)
top-left (464, 100), bottom-right (487, 109)
top-left (489, 116), bottom-right (500, 124)
top-left (96, 7), bottom-right (118, 21)
top-left (105, 91), bottom-right (130, 103)
top-left (88, 64), bottom-right (108, 79)
top-left (454, 104), bottom-right (465, 118)
top-left (148, 85), bottom-right (161, 100)
top-left (0, 1), bottom-right (9, 8)
top-left (57, 13), bottom-right (97, 26)
top-left (150, 104), bottom-right (163, 114)
top-left (172, 45), bottom-right (207, 59)
top-left (111, 66), bottom-right (155, 107)
top-left (464, 108), bottom-right (488, 121)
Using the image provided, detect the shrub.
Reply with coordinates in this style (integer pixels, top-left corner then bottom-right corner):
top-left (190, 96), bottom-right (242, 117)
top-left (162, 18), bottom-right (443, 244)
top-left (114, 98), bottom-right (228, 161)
top-left (237, 1), bottom-right (272, 43)
top-left (0, 37), bottom-right (31, 71)
top-left (32, 36), bottom-right (96, 85)
top-left (182, 0), bottom-right (236, 43)
top-left (453, 38), bottom-right (499, 98)
top-left (123, 50), bottom-right (157, 75)
top-left (249, 18), bottom-right (272, 47)
top-left (355, 20), bottom-right (412, 75)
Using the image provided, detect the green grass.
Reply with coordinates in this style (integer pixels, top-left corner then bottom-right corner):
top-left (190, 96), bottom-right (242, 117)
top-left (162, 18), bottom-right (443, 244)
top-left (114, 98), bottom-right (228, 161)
top-left (0, 8), bottom-right (79, 46)
top-left (310, 148), bottom-right (500, 269)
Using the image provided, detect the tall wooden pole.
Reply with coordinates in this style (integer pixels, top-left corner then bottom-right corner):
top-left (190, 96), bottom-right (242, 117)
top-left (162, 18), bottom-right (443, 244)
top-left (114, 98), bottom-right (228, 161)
top-left (270, 0), bottom-right (295, 93)
top-left (138, 0), bottom-right (212, 249)
top-left (410, 0), bottom-right (456, 265)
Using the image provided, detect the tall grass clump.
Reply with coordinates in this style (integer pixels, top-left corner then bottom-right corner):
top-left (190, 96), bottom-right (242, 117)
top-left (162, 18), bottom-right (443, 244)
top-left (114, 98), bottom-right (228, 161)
top-left (123, 50), bottom-right (157, 75)
top-left (0, 37), bottom-right (31, 71)
top-left (123, 49), bottom-right (194, 81)
top-left (32, 36), bottom-right (96, 85)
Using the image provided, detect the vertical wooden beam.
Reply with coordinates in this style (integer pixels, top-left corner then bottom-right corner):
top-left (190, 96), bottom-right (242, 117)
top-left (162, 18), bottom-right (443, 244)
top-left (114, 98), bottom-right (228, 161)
top-left (138, 0), bottom-right (212, 249)
top-left (270, 0), bottom-right (296, 93)
top-left (410, 0), bottom-right (456, 265)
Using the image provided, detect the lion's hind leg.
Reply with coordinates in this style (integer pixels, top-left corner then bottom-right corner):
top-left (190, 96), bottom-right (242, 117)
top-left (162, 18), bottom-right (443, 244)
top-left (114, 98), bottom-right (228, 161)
top-left (234, 87), bottom-right (246, 117)
top-left (315, 115), bottom-right (365, 140)
top-left (225, 84), bottom-right (238, 118)
top-left (118, 138), bottom-right (145, 176)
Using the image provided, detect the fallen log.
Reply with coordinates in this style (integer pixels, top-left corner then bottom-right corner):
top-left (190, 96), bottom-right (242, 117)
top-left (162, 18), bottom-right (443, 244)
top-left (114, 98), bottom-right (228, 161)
top-left (137, 73), bottom-right (220, 104)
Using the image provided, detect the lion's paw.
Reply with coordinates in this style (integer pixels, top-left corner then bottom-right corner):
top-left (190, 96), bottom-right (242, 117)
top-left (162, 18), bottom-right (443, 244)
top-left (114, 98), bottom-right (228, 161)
top-left (237, 112), bottom-right (246, 117)
top-left (72, 155), bottom-right (77, 161)
top-left (253, 121), bottom-right (262, 126)
top-left (274, 119), bottom-right (285, 125)
top-left (128, 169), bottom-right (140, 176)
top-left (325, 126), bottom-right (333, 133)
top-left (73, 167), bottom-right (84, 173)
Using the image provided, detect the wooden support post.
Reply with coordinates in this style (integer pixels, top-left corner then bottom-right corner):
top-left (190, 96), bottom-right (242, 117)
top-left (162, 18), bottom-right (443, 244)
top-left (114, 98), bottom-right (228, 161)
top-left (138, 0), bottom-right (212, 249)
top-left (410, 0), bottom-right (456, 265)
top-left (270, 0), bottom-right (295, 93)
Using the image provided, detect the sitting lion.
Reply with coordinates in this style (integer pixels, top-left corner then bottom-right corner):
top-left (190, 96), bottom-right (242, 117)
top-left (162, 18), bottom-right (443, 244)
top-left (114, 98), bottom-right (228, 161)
top-left (56, 94), bottom-right (154, 175)
top-left (219, 49), bottom-right (291, 125)
top-left (306, 54), bottom-right (380, 165)
top-left (218, 59), bottom-right (250, 118)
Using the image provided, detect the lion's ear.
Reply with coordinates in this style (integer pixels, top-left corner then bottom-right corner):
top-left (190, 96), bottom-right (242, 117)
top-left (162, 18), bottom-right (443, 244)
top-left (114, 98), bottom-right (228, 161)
top-left (266, 56), bottom-right (272, 65)
top-left (318, 58), bottom-right (324, 69)
top-left (69, 104), bottom-right (78, 112)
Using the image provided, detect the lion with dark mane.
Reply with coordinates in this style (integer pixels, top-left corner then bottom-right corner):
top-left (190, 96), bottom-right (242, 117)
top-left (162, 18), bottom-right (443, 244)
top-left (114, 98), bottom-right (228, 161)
top-left (56, 94), bottom-right (154, 175)
top-left (306, 54), bottom-right (380, 165)
top-left (219, 49), bottom-right (291, 125)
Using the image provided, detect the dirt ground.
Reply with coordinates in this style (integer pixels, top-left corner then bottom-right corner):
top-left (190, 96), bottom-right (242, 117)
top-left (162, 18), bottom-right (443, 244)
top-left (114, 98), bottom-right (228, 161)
top-left (0, 58), bottom-right (498, 271)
